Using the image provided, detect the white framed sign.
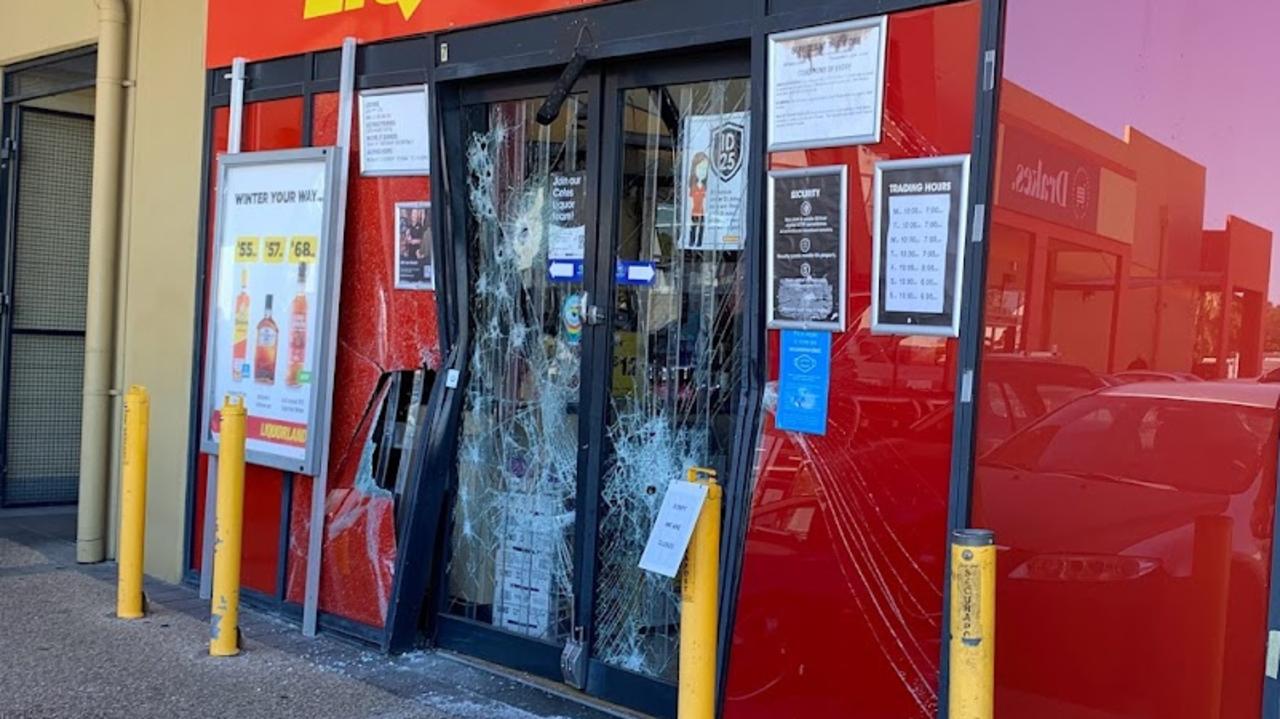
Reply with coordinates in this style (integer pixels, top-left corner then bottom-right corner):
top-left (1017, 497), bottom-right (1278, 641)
top-left (200, 147), bottom-right (344, 474)
top-left (358, 85), bottom-right (431, 177)
top-left (768, 16), bottom-right (888, 152)
top-left (767, 165), bottom-right (849, 332)
top-left (871, 155), bottom-right (971, 337)
top-left (394, 201), bottom-right (434, 290)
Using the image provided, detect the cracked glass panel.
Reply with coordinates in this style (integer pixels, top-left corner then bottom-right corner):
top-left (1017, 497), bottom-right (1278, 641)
top-left (446, 94), bottom-right (589, 644)
top-left (591, 79), bottom-right (750, 680)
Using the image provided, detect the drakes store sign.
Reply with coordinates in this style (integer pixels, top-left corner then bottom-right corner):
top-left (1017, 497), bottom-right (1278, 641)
top-left (999, 124), bottom-right (1101, 234)
top-left (206, 0), bottom-right (607, 67)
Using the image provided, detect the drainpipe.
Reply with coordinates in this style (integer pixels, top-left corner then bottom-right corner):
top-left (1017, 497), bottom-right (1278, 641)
top-left (76, 0), bottom-right (129, 564)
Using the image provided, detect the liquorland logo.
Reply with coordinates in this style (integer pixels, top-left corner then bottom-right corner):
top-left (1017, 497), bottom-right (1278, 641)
top-left (304, 0), bottom-right (423, 21)
top-left (1009, 161), bottom-right (1094, 222)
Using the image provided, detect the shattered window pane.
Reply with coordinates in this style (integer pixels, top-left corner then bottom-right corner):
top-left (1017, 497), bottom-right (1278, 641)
top-left (446, 95), bottom-right (589, 644)
top-left (591, 79), bottom-right (751, 680)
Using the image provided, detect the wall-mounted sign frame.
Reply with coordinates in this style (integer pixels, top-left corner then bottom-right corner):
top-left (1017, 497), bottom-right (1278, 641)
top-left (767, 15), bottom-right (888, 152)
top-left (767, 165), bottom-right (849, 332)
top-left (200, 147), bottom-right (344, 475)
top-left (358, 85), bottom-right (431, 177)
top-left (871, 155), bottom-right (971, 337)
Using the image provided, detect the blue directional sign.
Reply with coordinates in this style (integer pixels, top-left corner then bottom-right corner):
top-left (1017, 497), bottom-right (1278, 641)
top-left (616, 260), bottom-right (657, 286)
top-left (776, 329), bottom-right (831, 435)
top-left (547, 259), bottom-right (584, 283)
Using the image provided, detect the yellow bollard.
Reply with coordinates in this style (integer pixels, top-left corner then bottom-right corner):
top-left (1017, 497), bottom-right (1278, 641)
top-left (679, 467), bottom-right (721, 719)
top-left (116, 386), bottom-right (149, 619)
top-left (210, 396), bottom-right (247, 657)
top-left (949, 529), bottom-right (996, 719)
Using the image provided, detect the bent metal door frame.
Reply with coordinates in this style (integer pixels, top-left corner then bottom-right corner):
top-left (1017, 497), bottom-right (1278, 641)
top-left (428, 48), bottom-right (751, 718)
top-left (430, 67), bottom-right (609, 682)
top-left (578, 49), bottom-right (753, 718)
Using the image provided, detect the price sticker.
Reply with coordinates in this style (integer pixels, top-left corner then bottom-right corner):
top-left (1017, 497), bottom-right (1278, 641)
top-left (263, 236), bottom-right (287, 264)
top-left (289, 236), bottom-right (319, 264)
top-left (235, 236), bottom-right (260, 263)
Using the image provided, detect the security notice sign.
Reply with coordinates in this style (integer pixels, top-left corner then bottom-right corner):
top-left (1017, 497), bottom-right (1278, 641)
top-left (767, 165), bottom-right (848, 331)
top-left (201, 147), bottom-right (343, 474)
top-left (872, 155), bottom-right (970, 337)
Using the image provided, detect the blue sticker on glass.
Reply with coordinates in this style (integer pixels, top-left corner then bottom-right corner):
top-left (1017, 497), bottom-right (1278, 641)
top-left (776, 329), bottom-right (831, 435)
top-left (548, 259), bottom-right (584, 283)
top-left (616, 260), bottom-right (658, 286)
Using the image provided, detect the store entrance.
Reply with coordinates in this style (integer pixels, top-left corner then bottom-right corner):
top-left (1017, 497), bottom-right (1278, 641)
top-left (436, 51), bottom-right (750, 717)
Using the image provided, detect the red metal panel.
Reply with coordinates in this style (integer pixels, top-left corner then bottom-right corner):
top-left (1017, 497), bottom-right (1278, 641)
top-left (283, 93), bottom-right (441, 628)
top-left (206, 0), bottom-right (609, 68)
top-left (724, 5), bottom-right (981, 717)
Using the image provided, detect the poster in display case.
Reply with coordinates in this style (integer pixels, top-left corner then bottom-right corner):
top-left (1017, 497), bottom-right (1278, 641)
top-left (200, 147), bottom-right (344, 475)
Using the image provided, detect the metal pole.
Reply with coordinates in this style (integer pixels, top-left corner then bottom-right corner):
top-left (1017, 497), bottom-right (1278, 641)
top-left (200, 56), bottom-right (246, 602)
top-left (210, 396), bottom-right (247, 657)
top-left (116, 385), bottom-right (149, 619)
top-left (679, 467), bottom-right (721, 719)
top-left (302, 35), bottom-right (357, 639)
top-left (948, 529), bottom-right (996, 719)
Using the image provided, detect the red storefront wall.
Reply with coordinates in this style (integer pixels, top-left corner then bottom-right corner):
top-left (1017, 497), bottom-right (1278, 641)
top-left (724, 4), bottom-right (981, 717)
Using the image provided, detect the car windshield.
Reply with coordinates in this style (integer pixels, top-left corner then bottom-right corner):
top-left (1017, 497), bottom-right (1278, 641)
top-left (982, 393), bottom-right (1274, 494)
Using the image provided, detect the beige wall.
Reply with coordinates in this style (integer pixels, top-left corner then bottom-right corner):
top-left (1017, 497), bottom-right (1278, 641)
top-left (2, 1), bottom-right (206, 582)
top-left (0, 0), bottom-right (98, 66)
top-left (118, 0), bottom-right (205, 582)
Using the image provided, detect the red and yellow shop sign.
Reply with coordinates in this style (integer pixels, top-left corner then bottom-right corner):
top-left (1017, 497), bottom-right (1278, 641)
top-left (207, 0), bottom-right (607, 68)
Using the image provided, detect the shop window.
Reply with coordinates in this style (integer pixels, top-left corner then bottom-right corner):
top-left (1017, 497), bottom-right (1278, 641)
top-left (972, 2), bottom-right (1280, 716)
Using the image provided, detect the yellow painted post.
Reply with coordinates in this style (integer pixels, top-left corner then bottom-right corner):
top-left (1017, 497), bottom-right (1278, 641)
top-left (210, 396), bottom-right (247, 657)
top-left (679, 467), bottom-right (721, 719)
top-left (949, 529), bottom-right (996, 719)
top-left (116, 386), bottom-right (149, 619)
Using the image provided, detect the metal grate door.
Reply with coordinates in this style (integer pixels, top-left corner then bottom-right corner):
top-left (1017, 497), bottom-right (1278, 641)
top-left (1, 109), bottom-right (93, 506)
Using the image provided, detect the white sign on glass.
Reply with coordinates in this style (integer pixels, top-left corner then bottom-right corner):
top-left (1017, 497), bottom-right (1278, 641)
top-left (679, 111), bottom-right (751, 251)
top-left (358, 85), bottom-right (431, 177)
top-left (884, 193), bottom-right (951, 314)
top-left (639, 480), bottom-right (710, 578)
top-left (768, 16), bottom-right (888, 151)
top-left (200, 148), bottom-right (344, 474)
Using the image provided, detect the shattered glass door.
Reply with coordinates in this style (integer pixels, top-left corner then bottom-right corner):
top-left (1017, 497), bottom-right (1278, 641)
top-left (591, 79), bottom-right (750, 681)
top-left (446, 94), bottom-right (590, 645)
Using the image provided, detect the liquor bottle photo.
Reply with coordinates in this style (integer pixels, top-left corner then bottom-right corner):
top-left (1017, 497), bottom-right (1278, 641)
top-left (231, 269), bottom-right (251, 381)
top-left (286, 263), bottom-right (309, 388)
top-left (254, 294), bottom-right (278, 385)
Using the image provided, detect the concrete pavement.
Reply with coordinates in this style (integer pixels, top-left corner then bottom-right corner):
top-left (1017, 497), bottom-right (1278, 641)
top-left (0, 507), bottom-right (626, 719)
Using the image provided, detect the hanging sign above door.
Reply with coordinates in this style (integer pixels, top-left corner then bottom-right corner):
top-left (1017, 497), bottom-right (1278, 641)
top-left (767, 165), bottom-right (849, 332)
top-left (767, 16), bottom-right (888, 151)
top-left (871, 155), bottom-right (971, 337)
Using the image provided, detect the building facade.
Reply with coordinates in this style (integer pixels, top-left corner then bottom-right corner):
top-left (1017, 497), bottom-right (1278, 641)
top-left (5, 1), bottom-right (1280, 718)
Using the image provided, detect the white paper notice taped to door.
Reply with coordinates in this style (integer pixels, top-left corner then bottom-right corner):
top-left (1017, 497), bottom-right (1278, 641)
top-left (639, 480), bottom-right (710, 578)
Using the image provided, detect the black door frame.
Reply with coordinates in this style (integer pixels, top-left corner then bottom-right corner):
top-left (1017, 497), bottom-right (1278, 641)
top-left (0, 46), bottom-right (99, 507)
top-left (429, 66), bottom-right (610, 683)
